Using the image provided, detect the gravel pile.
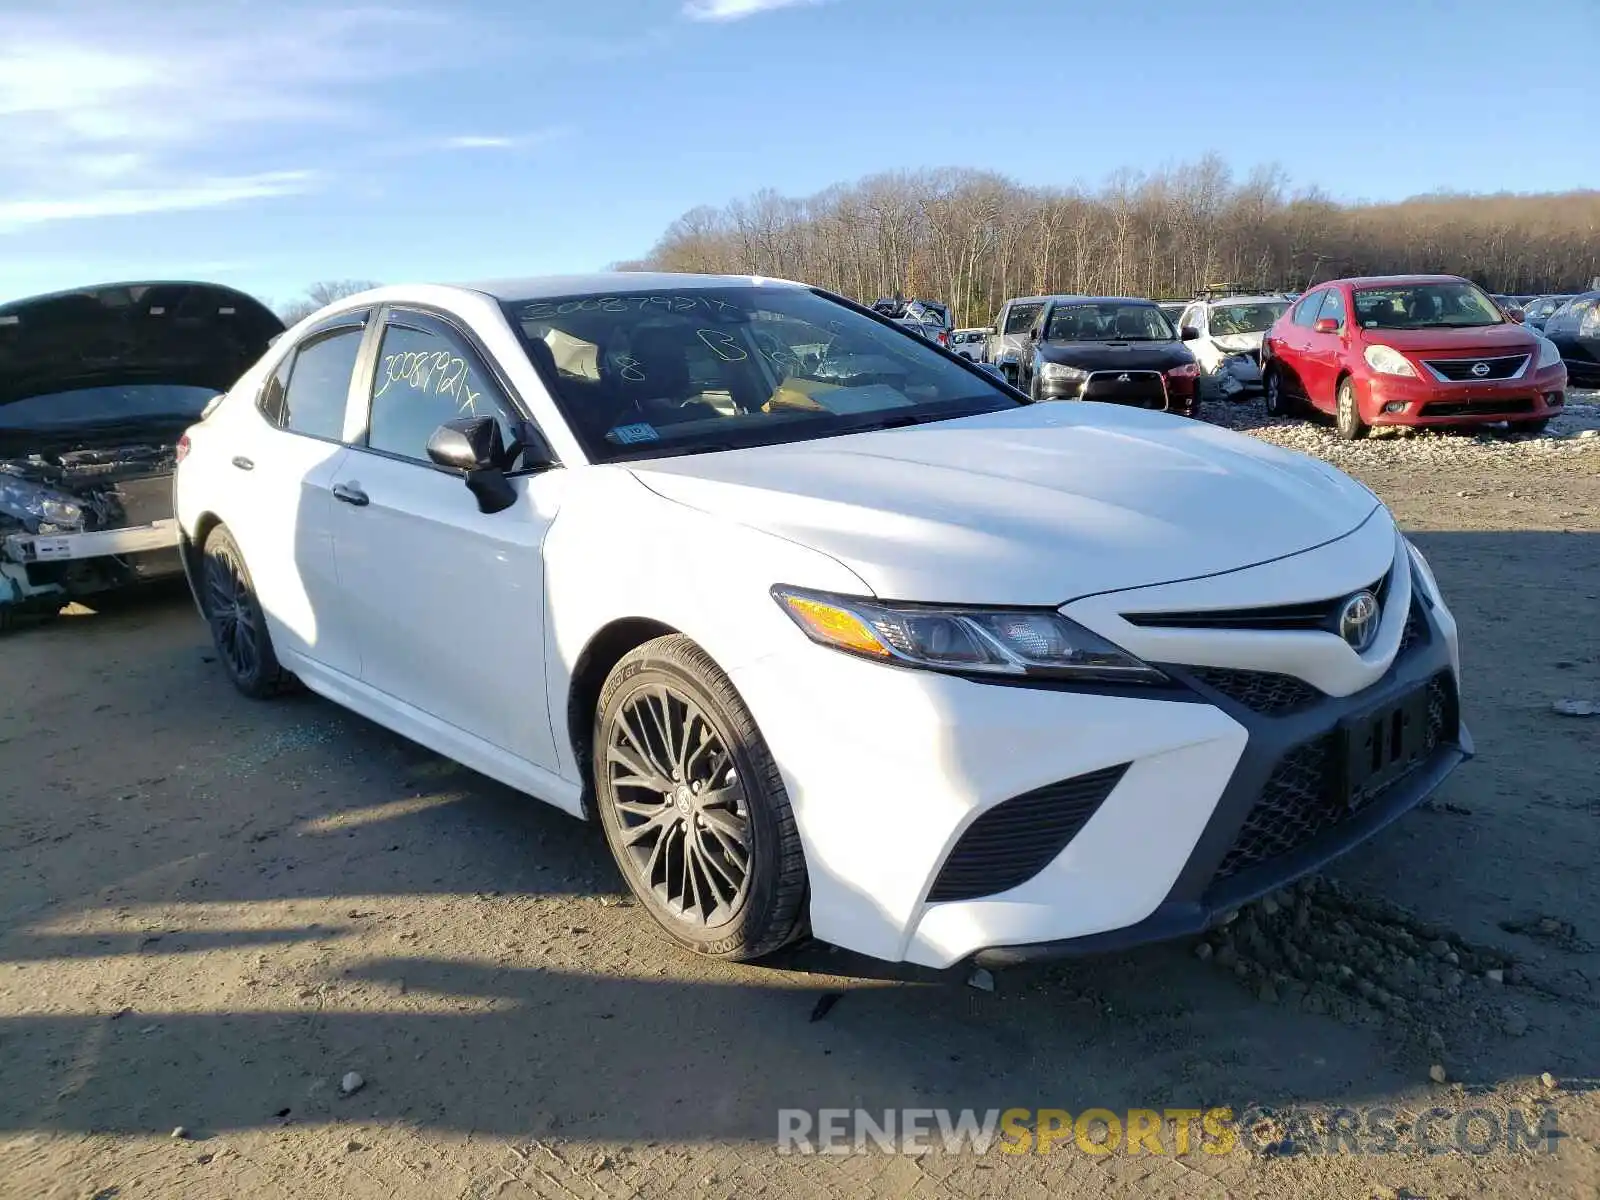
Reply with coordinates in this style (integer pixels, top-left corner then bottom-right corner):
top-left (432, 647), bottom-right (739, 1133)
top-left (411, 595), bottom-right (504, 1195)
top-left (1208, 387), bottom-right (1600, 471)
top-left (1196, 875), bottom-right (1531, 1055)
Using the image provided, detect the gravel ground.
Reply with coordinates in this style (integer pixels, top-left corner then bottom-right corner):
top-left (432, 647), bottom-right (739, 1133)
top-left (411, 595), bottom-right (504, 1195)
top-left (2, 397), bottom-right (1598, 1199)
top-left (1206, 387), bottom-right (1600, 471)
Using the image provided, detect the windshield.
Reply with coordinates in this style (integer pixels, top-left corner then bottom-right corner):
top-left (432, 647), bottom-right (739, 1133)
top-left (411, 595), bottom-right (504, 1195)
top-left (1002, 302), bottom-right (1043, 335)
top-left (1046, 303), bottom-right (1174, 342)
top-left (503, 287), bottom-right (1020, 463)
top-left (1208, 301), bottom-right (1289, 336)
top-left (1352, 283), bottom-right (1506, 330)
top-left (0, 383), bottom-right (219, 431)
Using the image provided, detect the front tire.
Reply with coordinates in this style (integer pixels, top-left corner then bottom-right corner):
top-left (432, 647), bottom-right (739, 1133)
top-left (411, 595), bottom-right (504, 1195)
top-left (1335, 377), bottom-right (1368, 440)
top-left (200, 524), bottom-right (296, 698)
top-left (593, 634), bottom-right (807, 961)
top-left (1510, 417), bottom-right (1550, 436)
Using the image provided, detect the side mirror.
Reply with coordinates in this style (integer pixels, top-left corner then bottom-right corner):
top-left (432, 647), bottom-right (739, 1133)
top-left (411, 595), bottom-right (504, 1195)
top-left (426, 417), bottom-right (517, 514)
top-left (1180, 325), bottom-right (1200, 341)
top-left (1506, 306), bottom-right (1525, 323)
top-left (1313, 317), bottom-right (1340, 334)
top-left (1028, 327), bottom-right (1040, 341)
top-left (975, 362), bottom-right (1005, 380)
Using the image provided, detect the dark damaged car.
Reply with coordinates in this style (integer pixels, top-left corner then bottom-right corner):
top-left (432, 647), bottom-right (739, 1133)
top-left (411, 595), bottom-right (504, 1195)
top-left (0, 281), bottom-right (283, 628)
top-left (1015, 297), bottom-right (1201, 415)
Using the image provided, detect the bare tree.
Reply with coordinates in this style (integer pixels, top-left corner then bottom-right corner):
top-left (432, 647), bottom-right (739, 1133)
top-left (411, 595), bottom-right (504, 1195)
top-left (630, 161), bottom-right (1600, 326)
top-left (277, 279), bottom-right (381, 325)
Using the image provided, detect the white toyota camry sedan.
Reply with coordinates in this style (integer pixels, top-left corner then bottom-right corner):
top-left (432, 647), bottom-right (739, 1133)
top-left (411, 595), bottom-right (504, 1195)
top-left (173, 273), bottom-right (1471, 967)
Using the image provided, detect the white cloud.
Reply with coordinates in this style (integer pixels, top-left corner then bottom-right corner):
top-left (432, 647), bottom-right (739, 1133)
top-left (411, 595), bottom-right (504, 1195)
top-left (0, 171), bottom-right (316, 234)
top-left (683, 0), bottom-right (824, 21)
top-left (0, 3), bottom-right (443, 231)
top-left (442, 135), bottom-right (518, 150)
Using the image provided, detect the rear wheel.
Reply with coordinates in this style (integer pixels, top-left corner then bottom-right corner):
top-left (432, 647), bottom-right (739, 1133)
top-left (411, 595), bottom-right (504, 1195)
top-left (1263, 364), bottom-right (1292, 417)
top-left (1335, 377), bottom-right (1368, 441)
top-left (200, 524), bottom-right (297, 698)
top-left (593, 634), bottom-right (807, 961)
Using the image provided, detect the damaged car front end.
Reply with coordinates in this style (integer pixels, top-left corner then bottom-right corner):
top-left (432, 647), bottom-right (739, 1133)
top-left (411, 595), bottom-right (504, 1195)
top-left (0, 282), bottom-right (282, 628)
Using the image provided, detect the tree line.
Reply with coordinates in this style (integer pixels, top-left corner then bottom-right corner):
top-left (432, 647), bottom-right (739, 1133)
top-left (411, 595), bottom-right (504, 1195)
top-left (620, 156), bottom-right (1600, 328)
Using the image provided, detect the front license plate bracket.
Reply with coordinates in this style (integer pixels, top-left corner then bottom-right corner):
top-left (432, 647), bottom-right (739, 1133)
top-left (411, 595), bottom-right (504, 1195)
top-left (1338, 686), bottom-right (1432, 806)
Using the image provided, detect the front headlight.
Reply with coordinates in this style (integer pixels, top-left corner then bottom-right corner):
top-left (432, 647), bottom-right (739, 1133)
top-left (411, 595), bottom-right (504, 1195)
top-left (1535, 335), bottom-right (1563, 370)
top-left (772, 587), bottom-right (1169, 685)
top-left (1405, 538), bottom-right (1440, 609)
top-left (1039, 362), bottom-right (1088, 383)
top-left (1363, 344), bottom-right (1418, 377)
top-left (0, 475), bottom-right (85, 531)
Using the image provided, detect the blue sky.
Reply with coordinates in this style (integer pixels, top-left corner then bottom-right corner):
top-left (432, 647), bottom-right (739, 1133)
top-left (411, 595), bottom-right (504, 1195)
top-left (2, 0), bottom-right (1596, 309)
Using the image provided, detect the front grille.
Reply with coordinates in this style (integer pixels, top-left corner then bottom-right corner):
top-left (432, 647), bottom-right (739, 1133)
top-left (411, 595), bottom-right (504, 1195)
top-left (1398, 599), bottom-right (1428, 656)
top-left (1421, 397), bottom-right (1535, 417)
top-left (1209, 674), bottom-right (1452, 885)
top-left (1124, 569), bottom-right (1390, 633)
top-left (1422, 353), bottom-right (1528, 382)
top-left (1188, 667), bottom-right (1323, 715)
top-left (1083, 371), bottom-right (1166, 409)
top-left (926, 764), bottom-right (1128, 903)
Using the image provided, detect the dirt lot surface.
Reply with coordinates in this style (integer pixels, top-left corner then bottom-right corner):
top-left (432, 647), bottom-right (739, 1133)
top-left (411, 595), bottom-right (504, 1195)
top-left (3, 399), bottom-right (1599, 1199)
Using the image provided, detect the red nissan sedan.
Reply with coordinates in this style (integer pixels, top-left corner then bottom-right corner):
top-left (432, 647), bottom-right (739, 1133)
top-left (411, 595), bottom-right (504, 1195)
top-left (1261, 275), bottom-right (1567, 438)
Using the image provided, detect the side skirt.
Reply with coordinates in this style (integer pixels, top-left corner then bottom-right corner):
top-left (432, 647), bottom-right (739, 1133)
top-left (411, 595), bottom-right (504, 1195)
top-left (285, 652), bottom-right (586, 819)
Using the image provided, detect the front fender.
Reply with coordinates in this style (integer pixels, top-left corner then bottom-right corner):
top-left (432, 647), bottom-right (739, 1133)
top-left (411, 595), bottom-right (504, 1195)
top-left (541, 467), bottom-right (872, 780)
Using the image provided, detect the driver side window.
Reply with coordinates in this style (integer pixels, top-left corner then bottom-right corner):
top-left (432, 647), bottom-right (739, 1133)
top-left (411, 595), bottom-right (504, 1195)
top-left (1292, 292), bottom-right (1326, 327)
top-left (364, 315), bottom-right (517, 465)
top-left (1316, 289), bottom-right (1347, 330)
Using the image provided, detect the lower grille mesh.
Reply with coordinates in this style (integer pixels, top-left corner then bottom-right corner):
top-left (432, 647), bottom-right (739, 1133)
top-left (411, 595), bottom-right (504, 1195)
top-left (1210, 674), bottom-right (1452, 884)
top-left (927, 764), bottom-right (1128, 903)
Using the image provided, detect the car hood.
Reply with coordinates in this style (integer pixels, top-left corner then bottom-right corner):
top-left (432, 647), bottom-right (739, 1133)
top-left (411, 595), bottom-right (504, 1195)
top-left (1037, 339), bottom-right (1195, 372)
top-left (1366, 323), bottom-right (1537, 356)
top-left (0, 280), bottom-right (284, 407)
top-left (628, 405), bottom-right (1382, 605)
top-left (1210, 331), bottom-right (1265, 353)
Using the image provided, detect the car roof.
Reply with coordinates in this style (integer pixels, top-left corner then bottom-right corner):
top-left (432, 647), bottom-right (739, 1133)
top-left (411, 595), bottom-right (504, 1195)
top-left (1315, 274), bottom-right (1471, 290)
top-left (1200, 294), bottom-right (1290, 306)
top-left (1042, 295), bottom-right (1160, 306)
top-left (459, 272), bottom-right (808, 302)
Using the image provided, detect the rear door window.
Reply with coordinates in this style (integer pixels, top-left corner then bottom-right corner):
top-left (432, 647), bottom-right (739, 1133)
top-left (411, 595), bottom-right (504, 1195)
top-left (278, 327), bottom-right (364, 440)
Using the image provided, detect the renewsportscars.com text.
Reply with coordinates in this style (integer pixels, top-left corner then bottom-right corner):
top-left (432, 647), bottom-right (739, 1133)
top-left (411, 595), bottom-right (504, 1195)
top-left (777, 1105), bottom-right (1561, 1157)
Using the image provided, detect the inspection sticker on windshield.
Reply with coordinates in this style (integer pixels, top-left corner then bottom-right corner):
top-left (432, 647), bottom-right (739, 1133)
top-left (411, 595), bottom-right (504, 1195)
top-left (607, 421), bottom-right (660, 445)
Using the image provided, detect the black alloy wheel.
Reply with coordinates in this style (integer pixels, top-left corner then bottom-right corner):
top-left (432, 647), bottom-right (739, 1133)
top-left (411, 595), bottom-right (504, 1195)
top-left (594, 634), bottom-right (807, 960)
top-left (201, 525), bottom-right (295, 698)
top-left (606, 683), bottom-right (753, 925)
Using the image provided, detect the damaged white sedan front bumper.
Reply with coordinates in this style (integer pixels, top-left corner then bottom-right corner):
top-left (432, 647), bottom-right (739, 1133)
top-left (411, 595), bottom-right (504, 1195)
top-left (3, 518), bottom-right (180, 566)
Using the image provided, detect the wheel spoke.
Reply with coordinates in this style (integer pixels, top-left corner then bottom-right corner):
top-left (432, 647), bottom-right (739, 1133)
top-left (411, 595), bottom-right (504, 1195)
top-left (697, 797), bottom-right (749, 846)
top-left (692, 824), bottom-right (741, 898)
top-left (606, 742), bottom-right (671, 793)
top-left (620, 804), bottom-right (678, 846)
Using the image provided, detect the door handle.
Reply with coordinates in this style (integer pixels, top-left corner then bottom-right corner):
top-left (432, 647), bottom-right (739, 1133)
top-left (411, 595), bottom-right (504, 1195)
top-left (331, 483), bottom-right (369, 507)
top-left (231, 456), bottom-right (254, 471)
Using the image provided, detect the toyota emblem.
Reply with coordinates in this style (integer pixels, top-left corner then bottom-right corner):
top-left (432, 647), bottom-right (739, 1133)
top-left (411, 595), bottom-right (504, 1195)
top-left (1470, 361), bottom-right (1490, 377)
top-left (1338, 590), bottom-right (1380, 652)
top-left (1117, 373), bottom-right (1131, 383)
